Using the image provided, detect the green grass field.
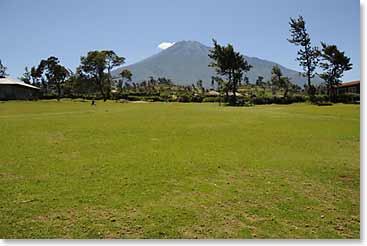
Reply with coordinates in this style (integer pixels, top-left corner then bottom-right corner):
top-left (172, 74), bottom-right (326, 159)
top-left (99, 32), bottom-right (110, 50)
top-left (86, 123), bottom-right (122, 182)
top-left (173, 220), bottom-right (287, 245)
top-left (0, 100), bottom-right (360, 239)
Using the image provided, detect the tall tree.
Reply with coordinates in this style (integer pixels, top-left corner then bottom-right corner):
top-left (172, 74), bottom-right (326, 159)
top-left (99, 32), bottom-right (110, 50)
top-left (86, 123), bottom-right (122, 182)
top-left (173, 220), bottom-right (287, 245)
top-left (256, 76), bottom-right (266, 94)
top-left (36, 56), bottom-right (70, 100)
top-left (271, 65), bottom-right (282, 96)
top-left (271, 66), bottom-right (292, 97)
top-left (255, 76), bottom-right (264, 86)
top-left (0, 59), bottom-right (8, 78)
top-left (30, 66), bottom-right (43, 86)
top-left (208, 39), bottom-right (252, 105)
top-left (319, 42), bottom-right (352, 101)
top-left (279, 77), bottom-right (291, 98)
top-left (79, 50), bottom-right (125, 101)
top-left (196, 80), bottom-right (204, 94)
top-left (119, 69), bottom-right (132, 92)
top-left (19, 67), bottom-right (32, 84)
top-left (105, 51), bottom-right (125, 97)
top-left (288, 16), bottom-right (319, 98)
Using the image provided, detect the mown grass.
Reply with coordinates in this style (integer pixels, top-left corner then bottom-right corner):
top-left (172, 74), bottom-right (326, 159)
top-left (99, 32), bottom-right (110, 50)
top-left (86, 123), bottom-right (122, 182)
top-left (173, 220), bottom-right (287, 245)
top-left (0, 100), bottom-right (360, 239)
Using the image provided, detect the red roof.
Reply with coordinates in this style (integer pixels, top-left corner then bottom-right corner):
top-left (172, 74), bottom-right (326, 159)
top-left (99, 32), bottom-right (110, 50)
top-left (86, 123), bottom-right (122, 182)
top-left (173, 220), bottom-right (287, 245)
top-left (336, 80), bottom-right (360, 88)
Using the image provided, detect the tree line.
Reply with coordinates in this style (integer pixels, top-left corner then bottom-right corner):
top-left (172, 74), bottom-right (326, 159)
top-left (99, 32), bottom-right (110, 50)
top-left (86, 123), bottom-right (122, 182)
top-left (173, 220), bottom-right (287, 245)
top-left (1, 15), bottom-right (353, 105)
top-left (207, 15), bottom-right (353, 105)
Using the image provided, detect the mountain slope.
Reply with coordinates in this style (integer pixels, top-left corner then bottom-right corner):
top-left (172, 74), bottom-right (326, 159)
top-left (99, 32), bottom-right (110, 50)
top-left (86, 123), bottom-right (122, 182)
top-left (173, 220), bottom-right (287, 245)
top-left (112, 40), bottom-right (320, 87)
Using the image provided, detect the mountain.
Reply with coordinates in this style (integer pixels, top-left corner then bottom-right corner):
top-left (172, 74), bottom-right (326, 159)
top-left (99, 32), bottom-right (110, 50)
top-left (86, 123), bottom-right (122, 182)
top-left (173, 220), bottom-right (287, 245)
top-left (112, 40), bottom-right (321, 87)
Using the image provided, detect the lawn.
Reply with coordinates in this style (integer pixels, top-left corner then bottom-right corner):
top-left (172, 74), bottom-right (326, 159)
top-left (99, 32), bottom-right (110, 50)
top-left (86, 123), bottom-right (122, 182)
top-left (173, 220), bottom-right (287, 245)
top-left (0, 100), bottom-right (360, 239)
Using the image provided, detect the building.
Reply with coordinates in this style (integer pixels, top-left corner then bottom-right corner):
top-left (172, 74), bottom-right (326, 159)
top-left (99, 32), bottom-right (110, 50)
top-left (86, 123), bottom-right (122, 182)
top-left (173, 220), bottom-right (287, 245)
top-left (335, 80), bottom-right (360, 95)
top-left (0, 77), bottom-right (40, 100)
top-left (206, 90), bottom-right (221, 97)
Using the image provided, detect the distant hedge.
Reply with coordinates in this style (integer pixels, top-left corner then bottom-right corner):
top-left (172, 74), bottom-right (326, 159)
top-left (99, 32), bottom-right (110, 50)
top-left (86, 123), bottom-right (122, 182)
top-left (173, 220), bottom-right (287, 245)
top-left (38, 93), bottom-right (360, 105)
top-left (335, 93), bottom-right (359, 104)
top-left (251, 95), bottom-right (307, 105)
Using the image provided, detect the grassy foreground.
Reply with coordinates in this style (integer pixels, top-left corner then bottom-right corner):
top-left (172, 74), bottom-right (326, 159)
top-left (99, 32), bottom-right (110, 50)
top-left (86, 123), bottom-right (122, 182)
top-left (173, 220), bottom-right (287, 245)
top-left (0, 100), bottom-right (360, 239)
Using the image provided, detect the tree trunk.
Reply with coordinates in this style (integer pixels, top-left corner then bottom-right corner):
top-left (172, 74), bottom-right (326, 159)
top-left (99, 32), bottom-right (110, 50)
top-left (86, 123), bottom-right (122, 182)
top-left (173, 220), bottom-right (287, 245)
top-left (284, 86), bottom-right (288, 98)
top-left (97, 80), bottom-right (106, 102)
top-left (232, 81), bottom-right (237, 105)
top-left (56, 82), bottom-right (61, 101)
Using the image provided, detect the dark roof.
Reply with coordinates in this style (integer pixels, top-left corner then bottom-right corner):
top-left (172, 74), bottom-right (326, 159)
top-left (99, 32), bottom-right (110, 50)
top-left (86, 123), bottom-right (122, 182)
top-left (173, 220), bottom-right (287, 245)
top-left (336, 80), bottom-right (360, 88)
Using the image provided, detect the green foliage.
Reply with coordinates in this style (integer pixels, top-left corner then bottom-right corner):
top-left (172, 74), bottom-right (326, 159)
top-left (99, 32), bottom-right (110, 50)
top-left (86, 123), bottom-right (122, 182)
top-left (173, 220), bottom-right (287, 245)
top-left (288, 16), bottom-right (320, 97)
top-left (0, 59), bottom-right (8, 78)
top-left (311, 95), bottom-right (330, 104)
top-left (36, 57), bottom-right (70, 100)
top-left (19, 67), bottom-right (32, 84)
top-left (118, 69), bottom-right (133, 90)
top-left (335, 93), bottom-right (359, 104)
top-left (209, 39), bottom-right (252, 106)
top-left (79, 50), bottom-right (125, 101)
top-left (177, 95), bottom-right (191, 103)
top-left (251, 95), bottom-right (307, 105)
top-left (319, 42), bottom-right (353, 101)
top-left (202, 96), bottom-right (222, 103)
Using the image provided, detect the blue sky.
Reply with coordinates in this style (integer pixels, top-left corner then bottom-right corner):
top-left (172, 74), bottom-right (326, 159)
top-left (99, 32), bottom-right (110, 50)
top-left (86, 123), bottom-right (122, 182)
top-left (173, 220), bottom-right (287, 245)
top-left (0, 0), bottom-right (360, 81)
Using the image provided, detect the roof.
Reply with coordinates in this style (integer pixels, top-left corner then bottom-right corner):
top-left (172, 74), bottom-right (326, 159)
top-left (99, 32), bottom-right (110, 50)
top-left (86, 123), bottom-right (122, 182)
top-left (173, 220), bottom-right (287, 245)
top-left (0, 77), bottom-right (40, 90)
top-left (227, 92), bottom-right (243, 97)
top-left (206, 90), bottom-right (221, 96)
top-left (336, 80), bottom-right (360, 88)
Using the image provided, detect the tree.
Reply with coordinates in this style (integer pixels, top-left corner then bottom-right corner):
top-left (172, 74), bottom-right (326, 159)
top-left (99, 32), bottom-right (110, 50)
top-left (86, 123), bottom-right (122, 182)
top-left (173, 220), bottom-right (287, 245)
top-left (105, 51), bottom-right (125, 97)
top-left (208, 39), bottom-right (252, 105)
top-left (157, 77), bottom-right (172, 86)
top-left (288, 16), bottom-right (320, 98)
top-left (255, 76), bottom-right (266, 94)
top-left (271, 66), bottom-right (292, 97)
top-left (119, 69), bottom-right (132, 92)
top-left (255, 76), bottom-right (264, 86)
top-left (0, 59), bottom-right (8, 78)
top-left (196, 80), bottom-right (204, 94)
top-left (279, 77), bottom-right (291, 98)
top-left (19, 67), bottom-right (32, 84)
top-left (36, 56), bottom-right (70, 100)
top-left (79, 50), bottom-right (125, 101)
top-left (319, 42), bottom-right (352, 101)
top-left (271, 65), bottom-right (282, 96)
top-left (30, 66), bottom-right (43, 87)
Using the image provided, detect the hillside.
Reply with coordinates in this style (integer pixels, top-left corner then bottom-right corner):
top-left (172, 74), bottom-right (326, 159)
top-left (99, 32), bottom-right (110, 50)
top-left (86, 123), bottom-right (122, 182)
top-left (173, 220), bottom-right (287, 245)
top-left (112, 40), bottom-right (321, 87)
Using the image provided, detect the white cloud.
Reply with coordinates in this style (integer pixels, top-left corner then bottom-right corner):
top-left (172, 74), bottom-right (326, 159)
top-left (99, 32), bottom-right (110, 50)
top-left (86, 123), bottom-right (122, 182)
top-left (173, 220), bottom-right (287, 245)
top-left (158, 42), bottom-right (175, 50)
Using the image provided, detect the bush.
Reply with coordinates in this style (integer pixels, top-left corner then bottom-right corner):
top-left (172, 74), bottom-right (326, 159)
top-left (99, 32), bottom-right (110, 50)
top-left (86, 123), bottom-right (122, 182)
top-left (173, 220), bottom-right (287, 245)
top-left (226, 97), bottom-right (250, 107)
top-left (39, 93), bottom-right (58, 100)
top-left (251, 95), bottom-right (307, 105)
top-left (126, 95), bottom-right (142, 101)
top-left (335, 93), bottom-right (359, 104)
top-left (191, 95), bottom-right (204, 103)
top-left (143, 96), bottom-right (163, 102)
top-left (203, 96), bottom-right (222, 103)
top-left (177, 95), bottom-right (191, 103)
top-left (311, 95), bottom-right (329, 104)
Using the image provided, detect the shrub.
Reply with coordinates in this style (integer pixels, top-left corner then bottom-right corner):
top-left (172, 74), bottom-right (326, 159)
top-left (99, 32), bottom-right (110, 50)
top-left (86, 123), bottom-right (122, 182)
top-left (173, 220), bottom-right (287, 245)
top-left (311, 95), bottom-right (329, 104)
top-left (143, 96), bottom-right (163, 102)
top-left (203, 97), bottom-right (222, 103)
top-left (226, 97), bottom-right (248, 107)
top-left (126, 95), bottom-right (142, 101)
top-left (177, 95), bottom-right (191, 103)
top-left (335, 93), bottom-right (359, 104)
top-left (191, 95), bottom-right (204, 103)
top-left (251, 95), bottom-right (307, 105)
